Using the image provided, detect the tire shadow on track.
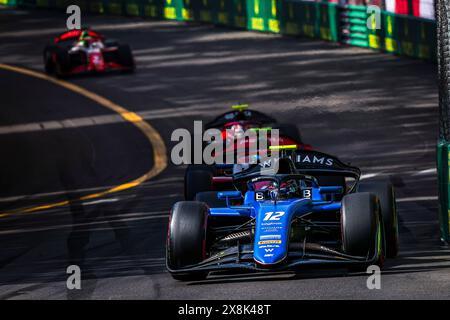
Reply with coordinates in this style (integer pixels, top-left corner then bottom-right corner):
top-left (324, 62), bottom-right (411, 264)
top-left (166, 251), bottom-right (450, 289)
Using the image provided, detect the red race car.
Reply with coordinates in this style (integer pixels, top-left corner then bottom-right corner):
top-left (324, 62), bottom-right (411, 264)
top-left (184, 104), bottom-right (313, 200)
top-left (43, 29), bottom-right (135, 77)
top-left (204, 104), bottom-right (312, 162)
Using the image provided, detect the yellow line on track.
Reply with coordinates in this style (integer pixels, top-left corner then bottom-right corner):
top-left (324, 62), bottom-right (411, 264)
top-left (0, 63), bottom-right (168, 217)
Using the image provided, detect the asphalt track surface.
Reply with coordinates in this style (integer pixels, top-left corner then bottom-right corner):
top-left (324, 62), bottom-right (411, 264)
top-left (0, 7), bottom-right (448, 299)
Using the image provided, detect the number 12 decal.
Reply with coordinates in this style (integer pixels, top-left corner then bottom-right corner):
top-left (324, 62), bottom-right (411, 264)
top-left (263, 211), bottom-right (285, 221)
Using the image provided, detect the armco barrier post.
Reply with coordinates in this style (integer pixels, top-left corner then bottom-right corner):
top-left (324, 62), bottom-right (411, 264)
top-left (437, 141), bottom-right (450, 243)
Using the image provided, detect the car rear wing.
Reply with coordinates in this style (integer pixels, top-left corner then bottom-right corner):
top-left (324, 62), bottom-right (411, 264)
top-left (290, 149), bottom-right (361, 180)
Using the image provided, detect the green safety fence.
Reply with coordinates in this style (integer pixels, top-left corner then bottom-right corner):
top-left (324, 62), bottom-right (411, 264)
top-left (437, 141), bottom-right (450, 242)
top-left (124, 0), bottom-right (142, 16)
top-left (231, 0), bottom-right (247, 29)
top-left (340, 5), bottom-right (369, 47)
top-left (192, 0), bottom-right (213, 23)
top-left (212, 0), bottom-right (234, 26)
top-left (6, 0), bottom-right (434, 61)
top-left (0, 0), bottom-right (16, 5)
top-left (281, 0), bottom-right (338, 41)
top-left (339, 5), bottom-right (436, 61)
top-left (246, 0), bottom-right (266, 32)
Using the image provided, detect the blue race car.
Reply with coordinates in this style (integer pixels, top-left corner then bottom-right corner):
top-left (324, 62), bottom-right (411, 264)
top-left (166, 148), bottom-right (398, 281)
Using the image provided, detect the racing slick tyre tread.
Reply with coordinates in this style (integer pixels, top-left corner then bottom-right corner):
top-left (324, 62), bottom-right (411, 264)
top-left (184, 165), bottom-right (214, 200)
top-left (275, 123), bottom-right (302, 144)
top-left (357, 182), bottom-right (399, 258)
top-left (195, 191), bottom-right (227, 208)
top-left (341, 192), bottom-right (385, 269)
top-left (167, 201), bottom-right (209, 281)
top-left (117, 44), bottom-right (135, 73)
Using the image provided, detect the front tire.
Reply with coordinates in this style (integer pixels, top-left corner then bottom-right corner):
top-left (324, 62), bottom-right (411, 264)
top-left (341, 192), bottom-right (385, 269)
top-left (358, 182), bottom-right (399, 258)
top-left (166, 201), bottom-right (209, 281)
top-left (43, 47), bottom-right (55, 74)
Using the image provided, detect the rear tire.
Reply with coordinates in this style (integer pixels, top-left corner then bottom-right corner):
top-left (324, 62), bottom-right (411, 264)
top-left (275, 123), bottom-right (302, 144)
top-left (341, 192), bottom-right (385, 269)
top-left (358, 182), bottom-right (398, 258)
top-left (43, 46), bottom-right (55, 74)
top-left (166, 201), bottom-right (209, 281)
top-left (117, 44), bottom-right (135, 72)
top-left (184, 165), bottom-right (214, 200)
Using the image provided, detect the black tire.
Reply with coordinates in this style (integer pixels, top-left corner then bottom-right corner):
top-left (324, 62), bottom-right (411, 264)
top-left (358, 182), bottom-right (399, 258)
top-left (117, 44), bottom-right (135, 72)
top-left (195, 191), bottom-right (227, 208)
top-left (184, 165), bottom-right (214, 200)
top-left (341, 192), bottom-right (384, 268)
top-left (54, 49), bottom-right (71, 78)
top-left (43, 46), bottom-right (55, 74)
top-left (166, 201), bottom-right (209, 281)
top-left (275, 123), bottom-right (302, 144)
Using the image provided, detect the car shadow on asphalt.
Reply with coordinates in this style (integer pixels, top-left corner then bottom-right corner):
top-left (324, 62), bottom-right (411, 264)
top-left (183, 246), bottom-right (450, 286)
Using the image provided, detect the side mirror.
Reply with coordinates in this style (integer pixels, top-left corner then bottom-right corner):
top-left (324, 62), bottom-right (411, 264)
top-left (217, 191), bottom-right (242, 200)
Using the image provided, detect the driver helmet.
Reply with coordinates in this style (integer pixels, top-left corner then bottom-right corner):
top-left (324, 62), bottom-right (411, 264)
top-left (78, 30), bottom-right (92, 47)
